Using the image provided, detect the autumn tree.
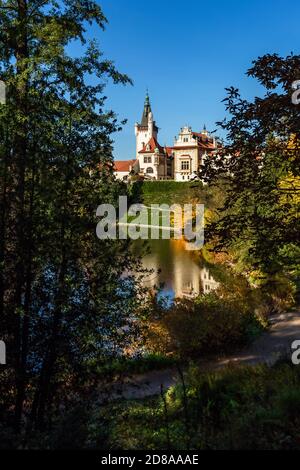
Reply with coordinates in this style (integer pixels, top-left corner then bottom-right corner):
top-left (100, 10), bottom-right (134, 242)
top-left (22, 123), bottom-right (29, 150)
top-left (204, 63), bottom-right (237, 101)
top-left (201, 54), bottom-right (300, 281)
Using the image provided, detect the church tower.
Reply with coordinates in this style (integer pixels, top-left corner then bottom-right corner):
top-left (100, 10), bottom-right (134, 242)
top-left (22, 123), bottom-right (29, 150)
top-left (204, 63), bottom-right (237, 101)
top-left (134, 92), bottom-right (158, 158)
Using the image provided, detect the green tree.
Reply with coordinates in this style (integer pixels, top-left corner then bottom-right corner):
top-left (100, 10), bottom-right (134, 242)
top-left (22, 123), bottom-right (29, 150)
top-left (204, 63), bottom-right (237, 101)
top-left (201, 54), bottom-right (300, 280)
top-left (0, 0), bottom-right (143, 438)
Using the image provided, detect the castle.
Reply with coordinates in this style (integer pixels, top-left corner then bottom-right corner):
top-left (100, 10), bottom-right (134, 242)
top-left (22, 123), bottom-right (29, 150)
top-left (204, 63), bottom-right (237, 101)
top-left (114, 92), bottom-right (217, 181)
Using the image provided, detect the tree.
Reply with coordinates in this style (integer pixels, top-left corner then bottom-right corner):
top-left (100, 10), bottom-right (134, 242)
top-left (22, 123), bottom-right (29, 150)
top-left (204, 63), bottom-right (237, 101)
top-left (0, 0), bottom-right (143, 437)
top-left (200, 54), bottom-right (300, 280)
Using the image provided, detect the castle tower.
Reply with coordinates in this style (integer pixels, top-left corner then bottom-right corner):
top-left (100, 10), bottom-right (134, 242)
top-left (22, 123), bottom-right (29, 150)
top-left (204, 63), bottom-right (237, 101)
top-left (135, 92), bottom-right (158, 158)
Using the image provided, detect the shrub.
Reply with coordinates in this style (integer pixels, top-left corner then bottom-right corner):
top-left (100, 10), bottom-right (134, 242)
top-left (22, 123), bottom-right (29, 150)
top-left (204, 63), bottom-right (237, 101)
top-left (148, 291), bottom-right (265, 359)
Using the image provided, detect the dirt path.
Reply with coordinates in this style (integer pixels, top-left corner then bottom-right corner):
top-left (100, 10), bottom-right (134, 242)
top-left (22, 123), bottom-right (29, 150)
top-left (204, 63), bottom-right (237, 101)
top-left (207, 309), bottom-right (300, 369)
top-left (99, 309), bottom-right (300, 402)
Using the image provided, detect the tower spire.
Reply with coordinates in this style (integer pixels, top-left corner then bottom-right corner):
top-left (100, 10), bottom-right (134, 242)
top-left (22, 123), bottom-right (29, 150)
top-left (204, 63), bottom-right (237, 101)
top-left (202, 123), bottom-right (208, 136)
top-left (141, 90), bottom-right (152, 126)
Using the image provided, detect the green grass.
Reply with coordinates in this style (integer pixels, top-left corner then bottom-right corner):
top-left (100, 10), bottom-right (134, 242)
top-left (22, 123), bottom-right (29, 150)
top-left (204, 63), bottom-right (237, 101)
top-left (141, 181), bottom-right (204, 193)
top-left (130, 180), bottom-right (206, 206)
top-left (88, 353), bottom-right (176, 380)
top-left (103, 360), bottom-right (300, 450)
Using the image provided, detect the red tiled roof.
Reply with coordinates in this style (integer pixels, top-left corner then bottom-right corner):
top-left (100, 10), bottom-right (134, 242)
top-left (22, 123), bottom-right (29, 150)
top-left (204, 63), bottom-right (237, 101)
top-left (114, 159), bottom-right (137, 172)
top-left (199, 141), bottom-right (216, 150)
top-left (171, 144), bottom-right (215, 151)
top-left (192, 132), bottom-right (209, 139)
top-left (139, 137), bottom-right (164, 154)
top-left (167, 131), bottom-right (216, 152)
top-left (164, 146), bottom-right (174, 157)
top-left (192, 132), bottom-right (216, 150)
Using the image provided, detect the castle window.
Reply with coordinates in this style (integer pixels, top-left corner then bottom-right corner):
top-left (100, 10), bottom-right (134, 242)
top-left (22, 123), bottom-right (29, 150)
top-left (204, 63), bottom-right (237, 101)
top-left (183, 137), bottom-right (189, 142)
top-left (144, 156), bottom-right (152, 163)
top-left (146, 167), bottom-right (154, 174)
top-left (181, 160), bottom-right (190, 171)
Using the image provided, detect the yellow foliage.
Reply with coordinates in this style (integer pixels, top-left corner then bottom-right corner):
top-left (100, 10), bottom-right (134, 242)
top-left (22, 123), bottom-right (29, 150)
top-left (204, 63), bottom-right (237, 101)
top-left (278, 174), bottom-right (300, 206)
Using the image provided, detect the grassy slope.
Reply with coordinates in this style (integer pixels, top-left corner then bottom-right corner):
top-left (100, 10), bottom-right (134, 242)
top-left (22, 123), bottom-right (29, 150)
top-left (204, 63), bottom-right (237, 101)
top-left (104, 360), bottom-right (300, 450)
top-left (137, 181), bottom-right (208, 206)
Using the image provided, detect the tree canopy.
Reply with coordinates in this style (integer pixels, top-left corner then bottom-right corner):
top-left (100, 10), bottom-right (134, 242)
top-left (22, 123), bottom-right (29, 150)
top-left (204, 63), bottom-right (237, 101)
top-left (0, 0), bottom-right (143, 436)
top-left (201, 54), bottom-right (300, 279)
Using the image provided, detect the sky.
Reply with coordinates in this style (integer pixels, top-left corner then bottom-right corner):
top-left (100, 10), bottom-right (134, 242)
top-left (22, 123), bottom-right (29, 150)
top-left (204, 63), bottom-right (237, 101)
top-left (86, 0), bottom-right (300, 160)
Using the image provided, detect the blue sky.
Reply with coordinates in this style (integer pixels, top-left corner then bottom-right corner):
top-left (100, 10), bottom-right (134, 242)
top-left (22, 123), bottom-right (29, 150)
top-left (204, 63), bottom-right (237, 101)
top-left (90, 0), bottom-right (299, 160)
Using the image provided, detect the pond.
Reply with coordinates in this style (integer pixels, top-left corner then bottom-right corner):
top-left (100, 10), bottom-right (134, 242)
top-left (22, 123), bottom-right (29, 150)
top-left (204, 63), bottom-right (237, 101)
top-left (134, 239), bottom-right (222, 303)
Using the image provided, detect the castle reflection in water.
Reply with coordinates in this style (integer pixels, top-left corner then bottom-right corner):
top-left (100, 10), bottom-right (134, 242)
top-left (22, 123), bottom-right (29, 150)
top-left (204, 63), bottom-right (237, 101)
top-left (141, 239), bottom-right (219, 300)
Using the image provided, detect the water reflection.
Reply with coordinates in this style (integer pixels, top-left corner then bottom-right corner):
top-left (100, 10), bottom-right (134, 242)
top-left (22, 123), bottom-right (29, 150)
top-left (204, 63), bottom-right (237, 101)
top-left (140, 239), bottom-right (219, 301)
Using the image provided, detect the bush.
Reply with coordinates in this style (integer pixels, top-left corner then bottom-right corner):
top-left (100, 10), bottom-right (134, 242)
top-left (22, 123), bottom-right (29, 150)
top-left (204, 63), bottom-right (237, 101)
top-left (147, 291), bottom-right (266, 359)
top-left (88, 353), bottom-right (175, 380)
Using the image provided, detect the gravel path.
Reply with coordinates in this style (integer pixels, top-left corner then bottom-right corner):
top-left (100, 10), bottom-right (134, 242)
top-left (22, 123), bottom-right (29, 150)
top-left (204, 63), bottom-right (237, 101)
top-left (98, 309), bottom-right (300, 402)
